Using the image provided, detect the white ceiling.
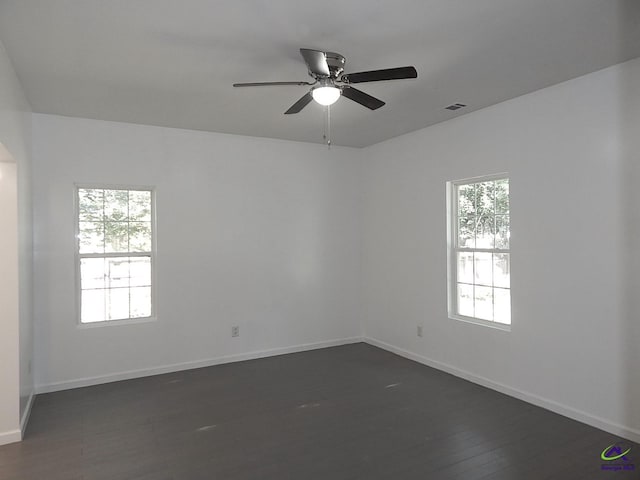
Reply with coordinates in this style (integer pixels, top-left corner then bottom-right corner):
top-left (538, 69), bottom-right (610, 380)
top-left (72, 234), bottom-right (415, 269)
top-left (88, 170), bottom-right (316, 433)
top-left (1, 0), bottom-right (639, 148)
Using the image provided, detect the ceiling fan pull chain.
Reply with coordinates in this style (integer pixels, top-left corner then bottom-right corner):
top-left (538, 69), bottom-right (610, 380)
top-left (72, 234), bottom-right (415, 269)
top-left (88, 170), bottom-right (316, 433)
top-left (327, 104), bottom-right (331, 150)
top-left (322, 104), bottom-right (331, 149)
top-left (322, 106), bottom-right (327, 144)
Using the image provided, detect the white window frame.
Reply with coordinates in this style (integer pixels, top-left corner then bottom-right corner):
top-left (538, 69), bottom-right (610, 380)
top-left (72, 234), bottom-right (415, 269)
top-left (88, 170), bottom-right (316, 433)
top-left (75, 184), bottom-right (157, 327)
top-left (447, 173), bottom-right (511, 331)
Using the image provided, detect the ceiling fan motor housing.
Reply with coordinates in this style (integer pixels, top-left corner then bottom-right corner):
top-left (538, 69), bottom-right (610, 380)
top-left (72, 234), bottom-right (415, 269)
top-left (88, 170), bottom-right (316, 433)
top-left (324, 52), bottom-right (346, 79)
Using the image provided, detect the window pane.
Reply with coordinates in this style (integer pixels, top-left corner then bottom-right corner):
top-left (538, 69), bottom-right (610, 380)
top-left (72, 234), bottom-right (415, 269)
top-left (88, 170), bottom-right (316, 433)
top-left (130, 287), bottom-right (151, 318)
top-left (475, 181), bottom-right (495, 218)
top-left (129, 191), bottom-right (151, 221)
top-left (130, 257), bottom-right (151, 287)
top-left (494, 288), bottom-right (511, 324)
top-left (81, 258), bottom-right (105, 289)
top-left (457, 252), bottom-right (474, 284)
top-left (458, 217), bottom-right (475, 248)
top-left (106, 288), bottom-right (129, 320)
top-left (495, 215), bottom-right (509, 249)
top-left (474, 252), bottom-right (492, 287)
top-left (493, 253), bottom-right (510, 288)
top-left (457, 283), bottom-right (474, 317)
top-left (474, 181), bottom-right (496, 248)
top-left (78, 189), bottom-right (104, 221)
top-left (474, 286), bottom-right (493, 321)
top-left (105, 222), bottom-right (129, 252)
top-left (457, 184), bottom-right (475, 216)
top-left (82, 289), bottom-right (105, 323)
top-left (106, 258), bottom-right (129, 288)
top-left (79, 222), bottom-right (104, 254)
top-left (129, 222), bottom-right (152, 252)
top-left (495, 179), bottom-right (509, 214)
top-left (104, 189), bottom-right (129, 221)
top-left (475, 217), bottom-right (495, 249)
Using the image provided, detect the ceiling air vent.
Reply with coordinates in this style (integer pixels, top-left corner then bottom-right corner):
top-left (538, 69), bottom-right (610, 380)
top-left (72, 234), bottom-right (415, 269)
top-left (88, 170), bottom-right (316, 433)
top-left (445, 103), bottom-right (467, 111)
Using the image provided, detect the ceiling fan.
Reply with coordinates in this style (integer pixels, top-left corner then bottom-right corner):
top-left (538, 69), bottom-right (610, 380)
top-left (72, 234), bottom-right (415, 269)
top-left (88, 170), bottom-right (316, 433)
top-left (233, 48), bottom-right (418, 114)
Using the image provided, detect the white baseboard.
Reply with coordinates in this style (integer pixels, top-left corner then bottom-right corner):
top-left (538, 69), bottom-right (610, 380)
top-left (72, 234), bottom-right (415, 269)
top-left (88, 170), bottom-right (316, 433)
top-left (364, 336), bottom-right (640, 444)
top-left (20, 392), bottom-right (35, 438)
top-left (36, 336), bottom-right (364, 394)
top-left (0, 429), bottom-right (21, 446)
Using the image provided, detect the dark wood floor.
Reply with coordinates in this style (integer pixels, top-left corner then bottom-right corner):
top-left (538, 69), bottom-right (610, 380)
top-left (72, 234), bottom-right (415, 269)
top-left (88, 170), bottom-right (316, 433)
top-left (0, 343), bottom-right (636, 479)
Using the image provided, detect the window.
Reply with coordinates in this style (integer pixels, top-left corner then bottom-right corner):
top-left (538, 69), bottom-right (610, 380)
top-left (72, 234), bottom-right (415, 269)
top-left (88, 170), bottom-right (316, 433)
top-left (448, 175), bottom-right (510, 327)
top-left (76, 186), bottom-right (155, 324)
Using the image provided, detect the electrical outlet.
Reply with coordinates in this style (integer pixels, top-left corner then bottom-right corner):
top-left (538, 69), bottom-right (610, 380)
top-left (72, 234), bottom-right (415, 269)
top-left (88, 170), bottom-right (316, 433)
top-left (231, 326), bottom-right (240, 337)
top-left (417, 325), bottom-right (423, 337)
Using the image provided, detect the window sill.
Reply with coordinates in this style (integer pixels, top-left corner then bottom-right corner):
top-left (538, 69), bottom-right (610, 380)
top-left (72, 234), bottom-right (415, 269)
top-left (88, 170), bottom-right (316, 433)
top-left (78, 316), bottom-right (157, 329)
top-left (449, 314), bottom-right (511, 332)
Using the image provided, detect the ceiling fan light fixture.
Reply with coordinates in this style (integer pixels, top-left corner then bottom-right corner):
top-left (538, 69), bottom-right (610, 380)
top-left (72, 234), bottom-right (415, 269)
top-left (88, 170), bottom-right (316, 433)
top-left (312, 86), bottom-right (341, 106)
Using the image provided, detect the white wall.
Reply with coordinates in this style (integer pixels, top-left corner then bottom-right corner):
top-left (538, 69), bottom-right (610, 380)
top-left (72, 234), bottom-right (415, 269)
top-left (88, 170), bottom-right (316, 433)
top-left (362, 57), bottom-right (640, 442)
top-left (619, 57), bottom-right (640, 443)
top-left (32, 115), bottom-right (362, 390)
top-left (0, 161), bottom-right (19, 445)
top-left (0, 39), bottom-right (33, 445)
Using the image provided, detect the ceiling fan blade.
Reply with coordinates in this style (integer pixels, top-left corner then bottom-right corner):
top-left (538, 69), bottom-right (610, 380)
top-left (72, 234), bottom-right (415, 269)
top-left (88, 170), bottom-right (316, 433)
top-left (233, 81), bottom-right (313, 87)
top-left (284, 92), bottom-right (313, 114)
top-left (300, 48), bottom-right (330, 77)
top-left (341, 87), bottom-right (385, 110)
top-left (342, 66), bottom-right (417, 84)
